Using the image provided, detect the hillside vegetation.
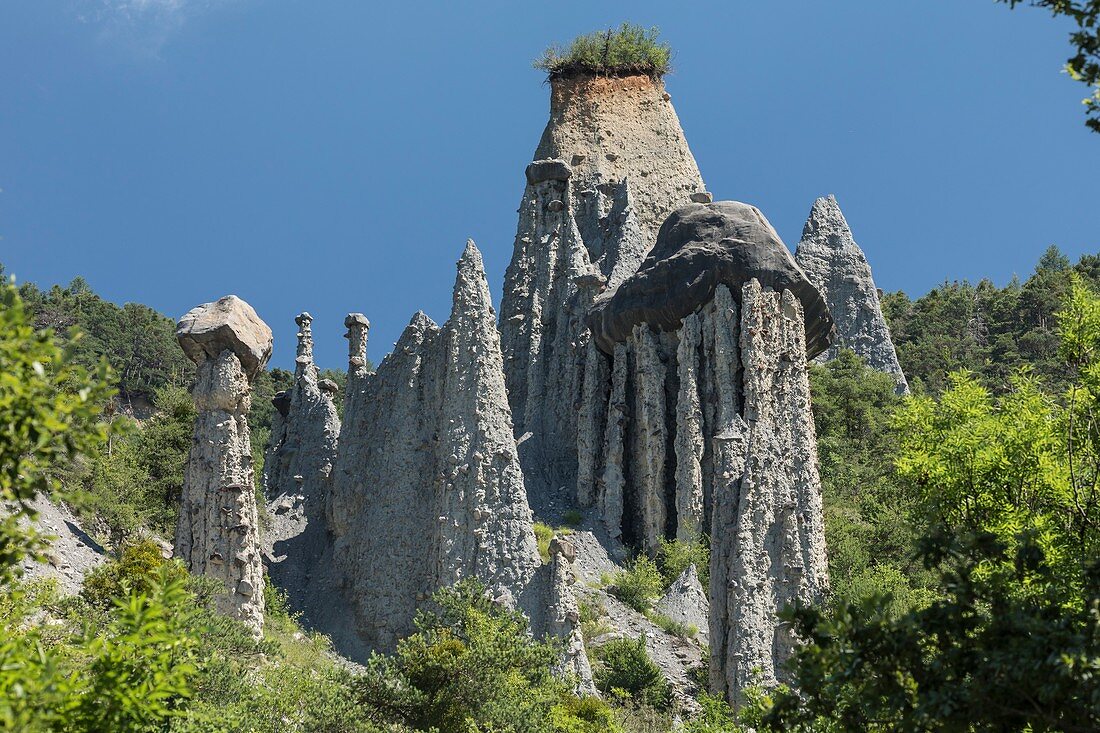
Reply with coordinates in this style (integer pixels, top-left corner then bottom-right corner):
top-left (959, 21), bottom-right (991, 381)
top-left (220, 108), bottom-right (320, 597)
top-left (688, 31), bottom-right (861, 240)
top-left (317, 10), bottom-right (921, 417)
top-left (1, 246), bottom-right (1098, 731)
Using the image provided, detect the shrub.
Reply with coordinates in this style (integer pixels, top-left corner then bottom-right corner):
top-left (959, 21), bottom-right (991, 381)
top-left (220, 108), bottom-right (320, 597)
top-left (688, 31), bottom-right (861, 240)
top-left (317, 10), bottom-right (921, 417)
top-left (357, 579), bottom-right (608, 732)
top-left (534, 24), bottom-right (672, 79)
top-left (562, 509), bottom-right (583, 527)
top-left (82, 538), bottom-right (184, 610)
top-left (611, 555), bottom-right (663, 613)
top-left (656, 536), bottom-right (709, 589)
top-left (592, 635), bottom-right (670, 710)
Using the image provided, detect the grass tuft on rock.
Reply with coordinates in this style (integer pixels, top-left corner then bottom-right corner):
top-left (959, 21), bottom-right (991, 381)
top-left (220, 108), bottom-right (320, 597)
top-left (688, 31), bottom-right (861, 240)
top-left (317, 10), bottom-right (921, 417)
top-left (534, 23), bottom-right (672, 80)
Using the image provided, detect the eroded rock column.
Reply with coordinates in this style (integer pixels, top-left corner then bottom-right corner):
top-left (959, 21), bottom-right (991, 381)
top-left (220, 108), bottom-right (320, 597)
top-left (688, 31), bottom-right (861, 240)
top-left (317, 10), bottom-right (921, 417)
top-left (548, 536), bottom-right (596, 695)
top-left (175, 295), bottom-right (273, 635)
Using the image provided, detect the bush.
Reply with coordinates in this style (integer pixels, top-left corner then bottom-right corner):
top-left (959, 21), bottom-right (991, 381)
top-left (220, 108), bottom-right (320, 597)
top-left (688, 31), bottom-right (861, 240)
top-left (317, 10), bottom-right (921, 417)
top-left (534, 24), bottom-right (672, 79)
top-left (656, 536), bottom-right (709, 589)
top-left (611, 555), bottom-right (663, 613)
top-left (82, 539), bottom-right (184, 610)
top-left (592, 635), bottom-right (670, 710)
top-left (357, 579), bottom-right (610, 732)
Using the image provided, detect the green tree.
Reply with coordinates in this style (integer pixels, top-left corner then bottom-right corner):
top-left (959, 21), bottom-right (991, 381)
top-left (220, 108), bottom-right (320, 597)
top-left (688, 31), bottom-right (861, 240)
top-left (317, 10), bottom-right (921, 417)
top-left (0, 282), bottom-right (115, 584)
top-left (761, 279), bottom-right (1100, 732)
top-left (808, 351), bottom-right (934, 615)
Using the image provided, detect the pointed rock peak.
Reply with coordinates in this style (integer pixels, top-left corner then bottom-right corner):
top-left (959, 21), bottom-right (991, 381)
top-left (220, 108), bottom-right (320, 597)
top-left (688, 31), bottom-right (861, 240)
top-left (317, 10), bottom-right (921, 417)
top-left (800, 194), bottom-right (853, 244)
top-left (452, 241), bottom-right (493, 318)
top-left (458, 239), bottom-right (485, 273)
top-left (407, 310), bottom-right (438, 332)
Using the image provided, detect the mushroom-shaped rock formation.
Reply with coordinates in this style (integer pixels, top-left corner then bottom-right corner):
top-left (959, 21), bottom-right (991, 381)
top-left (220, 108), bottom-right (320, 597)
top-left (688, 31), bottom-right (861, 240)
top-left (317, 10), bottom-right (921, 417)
top-left (174, 295), bottom-right (272, 635)
top-left (587, 201), bottom-right (835, 357)
top-left (176, 294), bottom-right (273, 380)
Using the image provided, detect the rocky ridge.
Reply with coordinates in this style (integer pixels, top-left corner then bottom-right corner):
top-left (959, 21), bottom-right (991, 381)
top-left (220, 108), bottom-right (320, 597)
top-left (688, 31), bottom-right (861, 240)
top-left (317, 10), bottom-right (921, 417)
top-left (262, 311), bottom-right (340, 617)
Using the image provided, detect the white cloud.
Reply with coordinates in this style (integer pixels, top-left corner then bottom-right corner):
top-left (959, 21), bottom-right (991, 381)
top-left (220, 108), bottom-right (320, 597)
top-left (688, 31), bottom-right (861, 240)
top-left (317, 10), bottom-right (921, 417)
top-left (74, 0), bottom-right (236, 56)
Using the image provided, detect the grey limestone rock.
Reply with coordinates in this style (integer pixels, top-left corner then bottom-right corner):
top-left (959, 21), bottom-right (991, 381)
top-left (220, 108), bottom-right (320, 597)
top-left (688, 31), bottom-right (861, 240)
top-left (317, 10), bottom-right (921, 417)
top-left (261, 311), bottom-right (341, 617)
top-left (655, 564), bottom-right (710, 647)
top-left (174, 295), bottom-right (272, 635)
top-left (795, 195), bottom-right (908, 393)
top-left (548, 536), bottom-right (597, 695)
top-left (587, 201), bottom-right (835, 358)
top-left (500, 73), bottom-right (706, 509)
top-left (176, 294), bottom-right (273, 380)
top-left (327, 241), bottom-right (547, 653)
top-left (709, 281), bottom-right (829, 703)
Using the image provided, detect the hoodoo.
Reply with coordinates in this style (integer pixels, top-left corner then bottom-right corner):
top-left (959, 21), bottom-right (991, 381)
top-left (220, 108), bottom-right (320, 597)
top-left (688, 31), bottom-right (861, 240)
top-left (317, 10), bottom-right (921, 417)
top-left (262, 311), bottom-right (340, 615)
top-left (500, 70), bottom-right (707, 509)
top-left (327, 242), bottom-right (547, 653)
top-left (175, 295), bottom-right (272, 635)
top-left (796, 195), bottom-right (909, 393)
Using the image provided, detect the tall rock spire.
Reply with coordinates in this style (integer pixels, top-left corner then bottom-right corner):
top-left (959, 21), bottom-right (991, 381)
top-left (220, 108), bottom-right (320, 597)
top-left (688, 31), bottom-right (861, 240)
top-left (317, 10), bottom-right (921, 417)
top-left (795, 195), bottom-right (909, 393)
top-left (175, 295), bottom-right (272, 635)
top-left (500, 73), bottom-right (707, 507)
top-left (261, 310), bottom-right (341, 615)
top-left (327, 241), bottom-right (546, 653)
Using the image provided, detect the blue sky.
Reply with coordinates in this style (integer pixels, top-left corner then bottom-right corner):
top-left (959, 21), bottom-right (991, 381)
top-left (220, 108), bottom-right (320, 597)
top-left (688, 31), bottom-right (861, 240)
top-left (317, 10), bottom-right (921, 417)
top-left (2, 1), bottom-right (1097, 370)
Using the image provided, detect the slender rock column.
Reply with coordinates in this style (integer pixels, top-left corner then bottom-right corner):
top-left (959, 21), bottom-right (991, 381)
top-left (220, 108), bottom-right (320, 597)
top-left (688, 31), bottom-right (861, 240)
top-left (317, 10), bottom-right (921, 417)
top-left (175, 295), bottom-right (272, 635)
top-left (548, 536), bottom-right (597, 695)
top-left (709, 281), bottom-right (829, 703)
top-left (674, 312), bottom-right (705, 541)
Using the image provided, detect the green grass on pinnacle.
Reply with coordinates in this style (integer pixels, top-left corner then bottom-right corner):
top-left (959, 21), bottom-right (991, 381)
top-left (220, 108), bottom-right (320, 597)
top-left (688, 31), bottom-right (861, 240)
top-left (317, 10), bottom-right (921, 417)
top-left (534, 23), bottom-right (672, 79)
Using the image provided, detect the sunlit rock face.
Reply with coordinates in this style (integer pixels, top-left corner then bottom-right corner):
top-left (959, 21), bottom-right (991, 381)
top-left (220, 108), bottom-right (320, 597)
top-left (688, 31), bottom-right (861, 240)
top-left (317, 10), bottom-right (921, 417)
top-left (175, 295), bottom-right (272, 636)
top-left (795, 194), bottom-right (909, 394)
top-left (327, 242), bottom-right (545, 653)
top-left (499, 73), bottom-right (706, 511)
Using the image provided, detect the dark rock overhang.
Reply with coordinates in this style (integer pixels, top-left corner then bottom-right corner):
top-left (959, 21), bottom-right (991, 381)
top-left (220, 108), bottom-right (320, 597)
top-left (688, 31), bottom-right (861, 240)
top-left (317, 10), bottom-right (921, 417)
top-left (586, 201), bottom-right (836, 358)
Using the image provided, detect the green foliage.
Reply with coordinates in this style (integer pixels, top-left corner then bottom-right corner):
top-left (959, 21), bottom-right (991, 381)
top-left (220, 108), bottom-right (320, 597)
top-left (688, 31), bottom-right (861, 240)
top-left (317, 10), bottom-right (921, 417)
top-left (611, 555), bottom-right (664, 613)
top-left (761, 280), bottom-right (1100, 732)
top-left (0, 282), bottom-right (116, 585)
top-left (883, 249), bottom-right (1100, 395)
top-left (68, 566), bottom-right (199, 731)
top-left (82, 539), bottom-right (185, 611)
top-left (534, 24), bottom-right (672, 79)
top-left (808, 350), bottom-right (935, 615)
top-left (534, 522), bottom-right (574, 564)
top-left (998, 0), bottom-right (1100, 132)
top-left (592, 635), bottom-right (671, 710)
top-left (72, 385), bottom-right (195, 543)
top-left (562, 509), bottom-right (584, 528)
top-left (0, 565), bottom-right (200, 732)
top-left (14, 275), bottom-right (193, 399)
top-left (644, 611), bottom-right (697, 640)
top-left (655, 536), bottom-right (709, 590)
top-left (356, 579), bottom-right (614, 732)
